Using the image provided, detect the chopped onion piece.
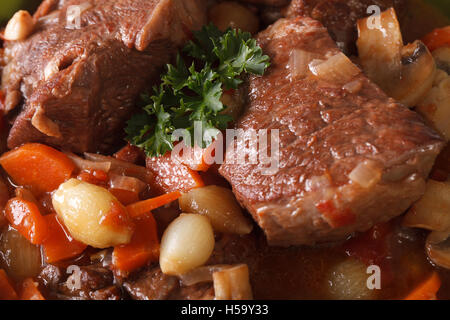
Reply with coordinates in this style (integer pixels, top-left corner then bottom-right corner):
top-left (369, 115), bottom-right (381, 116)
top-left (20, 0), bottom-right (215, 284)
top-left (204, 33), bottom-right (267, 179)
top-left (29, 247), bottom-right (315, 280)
top-left (31, 106), bottom-right (61, 138)
top-left (179, 186), bottom-right (253, 235)
top-left (84, 153), bottom-right (153, 184)
top-left (349, 160), bottom-right (382, 188)
top-left (326, 258), bottom-right (377, 299)
top-left (65, 152), bottom-right (111, 172)
top-left (0, 227), bottom-right (42, 281)
top-left (287, 49), bottom-right (316, 80)
top-left (308, 53), bottom-right (360, 84)
top-left (342, 79), bottom-right (363, 94)
top-left (109, 173), bottom-right (147, 194)
top-left (179, 265), bottom-right (230, 286)
top-left (213, 264), bottom-right (253, 300)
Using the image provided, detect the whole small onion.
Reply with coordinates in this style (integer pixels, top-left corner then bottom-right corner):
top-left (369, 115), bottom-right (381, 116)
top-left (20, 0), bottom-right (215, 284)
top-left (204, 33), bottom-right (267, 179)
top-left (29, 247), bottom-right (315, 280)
top-left (160, 214), bottom-right (215, 276)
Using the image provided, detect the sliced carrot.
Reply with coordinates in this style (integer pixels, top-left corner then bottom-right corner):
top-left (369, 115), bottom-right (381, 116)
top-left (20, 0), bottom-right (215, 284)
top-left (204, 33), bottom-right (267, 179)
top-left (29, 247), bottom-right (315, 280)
top-left (126, 191), bottom-right (182, 218)
top-left (41, 214), bottom-right (87, 263)
top-left (404, 272), bottom-right (441, 300)
top-left (5, 197), bottom-right (49, 245)
top-left (146, 152), bottom-right (204, 195)
top-left (109, 188), bottom-right (140, 206)
top-left (0, 143), bottom-right (75, 196)
top-left (19, 278), bottom-right (45, 300)
top-left (112, 214), bottom-right (159, 274)
top-left (0, 269), bottom-right (18, 300)
top-left (422, 26), bottom-right (450, 52)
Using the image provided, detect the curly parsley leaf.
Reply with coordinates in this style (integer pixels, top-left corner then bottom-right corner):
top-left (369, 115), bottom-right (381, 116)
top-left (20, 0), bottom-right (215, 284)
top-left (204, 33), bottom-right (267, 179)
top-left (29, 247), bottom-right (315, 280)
top-left (183, 23), bottom-right (223, 63)
top-left (126, 24), bottom-right (270, 157)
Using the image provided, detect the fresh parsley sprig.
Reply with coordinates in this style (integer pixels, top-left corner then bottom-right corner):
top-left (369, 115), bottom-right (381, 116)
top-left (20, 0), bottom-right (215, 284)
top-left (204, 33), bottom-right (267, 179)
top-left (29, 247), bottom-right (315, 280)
top-left (126, 24), bottom-right (270, 157)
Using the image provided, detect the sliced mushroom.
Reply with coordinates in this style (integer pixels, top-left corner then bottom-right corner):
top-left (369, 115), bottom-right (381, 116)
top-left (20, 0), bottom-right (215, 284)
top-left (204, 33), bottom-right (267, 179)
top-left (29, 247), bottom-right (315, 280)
top-left (416, 69), bottom-right (450, 141)
top-left (213, 264), bottom-right (253, 300)
top-left (393, 41), bottom-right (436, 107)
top-left (357, 8), bottom-right (436, 107)
top-left (403, 180), bottom-right (450, 231)
top-left (426, 230), bottom-right (450, 269)
top-left (357, 7), bottom-right (403, 86)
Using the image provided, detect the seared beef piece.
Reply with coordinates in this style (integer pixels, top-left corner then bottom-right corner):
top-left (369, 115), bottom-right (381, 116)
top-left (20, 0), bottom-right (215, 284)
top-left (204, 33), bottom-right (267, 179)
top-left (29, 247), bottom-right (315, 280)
top-left (38, 264), bottom-right (122, 300)
top-left (219, 17), bottom-right (444, 246)
top-left (123, 266), bottom-right (214, 300)
top-left (2, 0), bottom-right (206, 153)
top-left (287, 0), bottom-right (406, 54)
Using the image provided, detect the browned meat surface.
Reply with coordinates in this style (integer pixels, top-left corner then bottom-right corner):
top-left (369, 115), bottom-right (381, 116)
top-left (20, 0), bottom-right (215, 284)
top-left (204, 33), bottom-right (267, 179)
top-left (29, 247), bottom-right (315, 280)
top-left (2, 0), bottom-right (206, 153)
top-left (239, 0), bottom-right (290, 7)
top-left (38, 264), bottom-right (122, 300)
top-left (287, 0), bottom-right (406, 54)
top-left (123, 266), bottom-right (214, 300)
top-left (219, 17), bottom-right (444, 246)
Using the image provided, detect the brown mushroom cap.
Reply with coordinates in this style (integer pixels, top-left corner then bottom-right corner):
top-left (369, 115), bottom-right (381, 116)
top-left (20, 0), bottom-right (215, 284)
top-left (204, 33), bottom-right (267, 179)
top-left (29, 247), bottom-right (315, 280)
top-left (426, 230), bottom-right (450, 269)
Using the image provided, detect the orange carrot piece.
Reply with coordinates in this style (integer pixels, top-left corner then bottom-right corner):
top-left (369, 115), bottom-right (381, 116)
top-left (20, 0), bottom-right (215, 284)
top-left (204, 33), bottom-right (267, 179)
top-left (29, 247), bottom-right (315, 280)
top-left (5, 197), bottom-right (49, 245)
top-left (19, 278), bottom-right (45, 300)
top-left (0, 269), bottom-right (18, 300)
top-left (146, 152), bottom-right (204, 195)
top-left (126, 191), bottom-right (182, 218)
top-left (404, 272), bottom-right (441, 300)
top-left (0, 143), bottom-right (75, 196)
top-left (422, 26), bottom-right (450, 52)
top-left (41, 214), bottom-right (87, 263)
top-left (112, 214), bottom-right (159, 274)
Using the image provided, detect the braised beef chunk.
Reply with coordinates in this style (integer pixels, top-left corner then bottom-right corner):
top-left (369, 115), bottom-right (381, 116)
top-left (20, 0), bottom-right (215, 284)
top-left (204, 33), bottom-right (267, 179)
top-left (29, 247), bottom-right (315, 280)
top-left (123, 266), bottom-right (214, 300)
top-left (2, 0), bottom-right (206, 153)
top-left (219, 17), bottom-right (444, 246)
top-left (38, 264), bottom-right (122, 300)
top-left (287, 0), bottom-right (406, 54)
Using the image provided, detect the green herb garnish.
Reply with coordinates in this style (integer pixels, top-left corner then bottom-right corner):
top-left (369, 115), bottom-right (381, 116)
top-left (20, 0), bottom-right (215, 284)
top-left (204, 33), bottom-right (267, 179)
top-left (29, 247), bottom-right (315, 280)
top-left (125, 24), bottom-right (270, 157)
